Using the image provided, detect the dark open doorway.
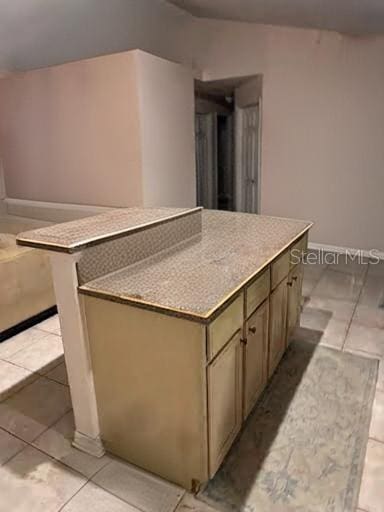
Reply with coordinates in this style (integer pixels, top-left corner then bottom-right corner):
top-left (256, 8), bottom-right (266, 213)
top-left (194, 75), bottom-right (262, 213)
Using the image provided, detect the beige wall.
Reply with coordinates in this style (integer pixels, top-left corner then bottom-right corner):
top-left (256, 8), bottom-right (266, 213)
top-left (198, 21), bottom-right (384, 251)
top-left (135, 51), bottom-right (196, 207)
top-left (0, 52), bottom-right (143, 207)
top-left (0, 49), bottom-right (197, 209)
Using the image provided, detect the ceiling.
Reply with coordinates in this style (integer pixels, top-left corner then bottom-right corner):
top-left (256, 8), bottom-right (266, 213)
top-left (195, 76), bottom-right (256, 98)
top-left (168, 0), bottom-right (384, 35)
top-left (0, 0), bottom-right (189, 72)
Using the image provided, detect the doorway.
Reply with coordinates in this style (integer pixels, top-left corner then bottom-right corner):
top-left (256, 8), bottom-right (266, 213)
top-left (194, 75), bottom-right (262, 213)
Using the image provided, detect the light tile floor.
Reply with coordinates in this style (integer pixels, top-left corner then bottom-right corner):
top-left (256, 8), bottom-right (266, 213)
top-left (0, 254), bottom-right (383, 511)
top-left (0, 314), bottom-right (64, 400)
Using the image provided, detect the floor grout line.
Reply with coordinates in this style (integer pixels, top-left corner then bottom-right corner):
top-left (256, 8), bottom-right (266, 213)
top-left (341, 264), bottom-right (370, 352)
top-left (54, 445), bottom-right (115, 512)
top-left (34, 326), bottom-right (62, 337)
top-left (56, 479), bottom-right (89, 512)
top-left (0, 400), bottom-right (73, 451)
top-left (0, 370), bottom-right (69, 405)
top-left (0, 371), bottom-right (39, 403)
top-left (0, 427), bottom-right (28, 467)
top-left (0, 328), bottom-right (53, 360)
top-left (0, 422), bottom-right (69, 470)
top-left (171, 490), bottom-right (186, 512)
top-left (368, 435), bottom-right (384, 445)
top-left (304, 260), bottom-right (329, 296)
top-left (344, 347), bottom-right (382, 360)
top-left (0, 406), bottom-right (118, 499)
top-left (1, 353), bottom-right (64, 376)
top-left (90, 478), bottom-right (170, 512)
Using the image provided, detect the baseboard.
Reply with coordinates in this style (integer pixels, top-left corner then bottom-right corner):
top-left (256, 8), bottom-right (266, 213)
top-left (4, 198), bottom-right (113, 223)
top-left (0, 306), bottom-right (58, 343)
top-left (308, 242), bottom-right (384, 261)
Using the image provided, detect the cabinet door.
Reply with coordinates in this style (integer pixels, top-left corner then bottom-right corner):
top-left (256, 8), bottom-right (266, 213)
top-left (207, 331), bottom-right (242, 477)
top-left (287, 263), bottom-right (304, 344)
top-left (268, 277), bottom-right (288, 378)
top-left (243, 300), bottom-right (269, 419)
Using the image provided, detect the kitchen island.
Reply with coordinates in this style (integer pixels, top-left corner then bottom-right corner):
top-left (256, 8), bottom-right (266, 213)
top-left (17, 207), bottom-right (312, 491)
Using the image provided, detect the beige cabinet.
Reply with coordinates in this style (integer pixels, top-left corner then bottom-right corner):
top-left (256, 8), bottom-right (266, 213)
top-left (243, 300), bottom-right (269, 419)
top-left (82, 231), bottom-right (309, 491)
top-left (207, 331), bottom-right (242, 477)
top-left (268, 276), bottom-right (288, 377)
top-left (287, 263), bottom-right (304, 343)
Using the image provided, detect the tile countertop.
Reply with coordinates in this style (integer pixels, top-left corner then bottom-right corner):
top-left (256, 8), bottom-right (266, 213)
top-left (16, 207), bottom-right (195, 253)
top-left (79, 210), bottom-right (312, 322)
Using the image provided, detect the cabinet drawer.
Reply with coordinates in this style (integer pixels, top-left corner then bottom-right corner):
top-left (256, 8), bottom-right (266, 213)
top-left (246, 268), bottom-right (270, 318)
top-left (290, 233), bottom-right (308, 268)
top-left (271, 251), bottom-right (290, 290)
top-left (207, 295), bottom-right (243, 361)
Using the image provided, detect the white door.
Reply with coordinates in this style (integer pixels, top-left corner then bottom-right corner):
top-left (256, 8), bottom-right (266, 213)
top-left (195, 113), bottom-right (218, 209)
top-left (242, 105), bottom-right (259, 213)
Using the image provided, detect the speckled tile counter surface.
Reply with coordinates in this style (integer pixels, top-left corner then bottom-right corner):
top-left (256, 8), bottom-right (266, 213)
top-left (16, 207), bottom-right (195, 252)
top-left (79, 210), bottom-right (312, 321)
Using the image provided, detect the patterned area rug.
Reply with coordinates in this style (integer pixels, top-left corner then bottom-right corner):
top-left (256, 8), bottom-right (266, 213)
top-left (201, 340), bottom-right (377, 512)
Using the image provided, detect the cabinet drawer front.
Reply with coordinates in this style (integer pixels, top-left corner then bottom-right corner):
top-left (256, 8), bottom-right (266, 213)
top-left (208, 295), bottom-right (243, 361)
top-left (207, 331), bottom-right (242, 477)
top-left (290, 233), bottom-right (308, 268)
top-left (271, 251), bottom-right (290, 290)
top-left (246, 268), bottom-right (270, 318)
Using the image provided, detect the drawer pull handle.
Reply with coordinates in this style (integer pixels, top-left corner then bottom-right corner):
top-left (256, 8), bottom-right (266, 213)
top-left (292, 276), bottom-right (298, 281)
top-left (248, 326), bottom-right (256, 334)
top-left (240, 338), bottom-right (248, 345)
top-left (287, 281), bottom-right (293, 287)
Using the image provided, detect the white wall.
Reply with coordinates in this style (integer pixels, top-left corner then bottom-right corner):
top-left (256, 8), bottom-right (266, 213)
top-left (197, 21), bottom-right (384, 251)
top-left (135, 51), bottom-right (196, 208)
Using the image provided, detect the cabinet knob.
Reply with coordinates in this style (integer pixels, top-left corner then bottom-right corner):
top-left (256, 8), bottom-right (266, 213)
top-left (248, 326), bottom-right (256, 334)
top-left (292, 276), bottom-right (298, 281)
top-left (240, 338), bottom-right (248, 345)
top-left (287, 281), bottom-right (293, 287)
